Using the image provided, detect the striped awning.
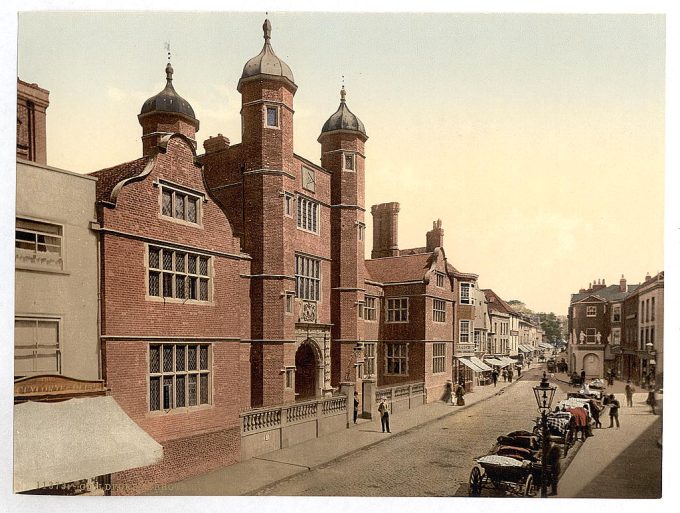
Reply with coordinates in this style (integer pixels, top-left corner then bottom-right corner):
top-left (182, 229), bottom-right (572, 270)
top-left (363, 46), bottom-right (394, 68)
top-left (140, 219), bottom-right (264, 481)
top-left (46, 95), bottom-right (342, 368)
top-left (458, 357), bottom-right (487, 373)
top-left (470, 357), bottom-right (493, 372)
top-left (484, 358), bottom-right (509, 368)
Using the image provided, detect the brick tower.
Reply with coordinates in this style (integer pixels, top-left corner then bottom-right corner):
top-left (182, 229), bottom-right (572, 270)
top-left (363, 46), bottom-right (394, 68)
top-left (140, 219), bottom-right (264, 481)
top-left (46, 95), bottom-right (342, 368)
top-left (238, 19), bottom-right (298, 406)
top-left (318, 86), bottom-right (368, 388)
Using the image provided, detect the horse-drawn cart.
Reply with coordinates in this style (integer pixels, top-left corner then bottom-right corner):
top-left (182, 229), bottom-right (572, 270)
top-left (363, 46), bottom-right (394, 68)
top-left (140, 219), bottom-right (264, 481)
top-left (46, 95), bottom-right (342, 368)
top-left (468, 455), bottom-right (538, 496)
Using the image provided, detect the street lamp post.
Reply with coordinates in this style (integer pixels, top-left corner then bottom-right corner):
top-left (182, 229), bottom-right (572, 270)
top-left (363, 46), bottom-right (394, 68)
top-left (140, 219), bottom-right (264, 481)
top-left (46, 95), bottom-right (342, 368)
top-left (533, 372), bottom-right (557, 498)
top-left (646, 342), bottom-right (656, 387)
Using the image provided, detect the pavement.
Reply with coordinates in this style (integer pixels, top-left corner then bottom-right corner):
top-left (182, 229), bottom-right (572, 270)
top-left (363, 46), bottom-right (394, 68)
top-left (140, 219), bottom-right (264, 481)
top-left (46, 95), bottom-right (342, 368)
top-left (149, 371), bottom-right (530, 496)
top-left (555, 391), bottom-right (662, 498)
top-left (149, 368), bottom-right (663, 497)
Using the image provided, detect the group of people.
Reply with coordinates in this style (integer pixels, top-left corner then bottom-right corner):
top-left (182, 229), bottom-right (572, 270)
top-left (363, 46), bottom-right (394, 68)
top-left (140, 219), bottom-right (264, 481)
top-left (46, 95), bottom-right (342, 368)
top-left (442, 381), bottom-right (466, 406)
top-left (490, 364), bottom-right (520, 387)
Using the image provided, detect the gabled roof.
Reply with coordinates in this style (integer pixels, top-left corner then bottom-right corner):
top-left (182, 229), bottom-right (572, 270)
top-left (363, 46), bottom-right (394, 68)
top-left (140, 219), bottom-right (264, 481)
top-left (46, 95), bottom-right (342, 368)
top-left (482, 289), bottom-right (518, 316)
top-left (570, 284), bottom-right (639, 305)
top-left (570, 294), bottom-right (607, 305)
top-left (364, 252), bottom-right (432, 284)
top-left (446, 262), bottom-right (478, 281)
top-left (89, 157), bottom-right (151, 203)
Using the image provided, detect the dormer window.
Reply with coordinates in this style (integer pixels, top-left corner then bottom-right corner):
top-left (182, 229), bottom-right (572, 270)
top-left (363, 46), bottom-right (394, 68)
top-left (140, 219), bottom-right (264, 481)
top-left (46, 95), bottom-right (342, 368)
top-left (266, 106), bottom-right (279, 127)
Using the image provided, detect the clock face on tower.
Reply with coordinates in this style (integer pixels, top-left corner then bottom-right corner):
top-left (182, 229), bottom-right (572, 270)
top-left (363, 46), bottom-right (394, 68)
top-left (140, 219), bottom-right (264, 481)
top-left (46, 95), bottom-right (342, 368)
top-left (302, 167), bottom-right (316, 193)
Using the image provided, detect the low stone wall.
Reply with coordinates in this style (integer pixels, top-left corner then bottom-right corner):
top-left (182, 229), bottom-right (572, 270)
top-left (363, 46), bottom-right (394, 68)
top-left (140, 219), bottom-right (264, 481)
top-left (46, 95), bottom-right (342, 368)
top-left (374, 382), bottom-right (426, 416)
top-left (240, 395), bottom-right (348, 460)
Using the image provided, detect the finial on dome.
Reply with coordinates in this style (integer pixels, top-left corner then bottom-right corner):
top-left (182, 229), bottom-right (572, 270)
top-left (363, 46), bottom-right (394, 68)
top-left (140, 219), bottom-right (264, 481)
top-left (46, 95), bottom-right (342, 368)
top-left (165, 62), bottom-right (174, 82)
top-left (263, 18), bottom-right (272, 41)
top-left (340, 85), bottom-right (346, 102)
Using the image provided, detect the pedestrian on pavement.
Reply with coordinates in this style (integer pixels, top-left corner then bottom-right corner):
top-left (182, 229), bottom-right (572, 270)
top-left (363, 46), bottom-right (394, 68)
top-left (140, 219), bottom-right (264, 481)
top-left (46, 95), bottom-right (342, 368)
top-left (502, 368), bottom-right (508, 382)
top-left (378, 399), bottom-right (390, 433)
top-left (547, 444), bottom-right (562, 495)
top-left (647, 387), bottom-right (657, 415)
top-left (492, 369), bottom-right (499, 387)
top-left (625, 381), bottom-right (635, 407)
top-left (507, 368), bottom-right (513, 383)
top-left (608, 394), bottom-right (620, 428)
top-left (580, 369), bottom-right (586, 386)
top-left (353, 391), bottom-right (359, 424)
top-left (441, 381), bottom-right (453, 405)
top-left (455, 383), bottom-right (466, 406)
top-left (588, 399), bottom-right (603, 429)
top-left (516, 364), bottom-right (522, 379)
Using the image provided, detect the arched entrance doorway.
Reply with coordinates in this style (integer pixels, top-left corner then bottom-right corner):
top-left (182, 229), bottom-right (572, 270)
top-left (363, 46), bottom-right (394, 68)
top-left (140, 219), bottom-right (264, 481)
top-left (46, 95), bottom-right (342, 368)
top-left (295, 342), bottom-right (318, 400)
top-left (583, 352), bottom-right (600, 378)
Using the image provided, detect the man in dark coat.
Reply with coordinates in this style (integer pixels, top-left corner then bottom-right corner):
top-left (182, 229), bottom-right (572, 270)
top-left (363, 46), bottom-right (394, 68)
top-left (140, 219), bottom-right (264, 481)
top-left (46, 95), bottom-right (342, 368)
top-left (492, 369), bottom-right (499, 387)
top-left (580, 369), bottom-right (586, 386)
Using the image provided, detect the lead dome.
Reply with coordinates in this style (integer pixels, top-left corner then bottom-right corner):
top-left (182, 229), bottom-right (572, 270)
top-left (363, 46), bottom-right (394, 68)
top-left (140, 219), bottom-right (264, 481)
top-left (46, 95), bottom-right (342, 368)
top-left (238, 19), bottom-right (296, 92)
top-left (139, 63), bottom-right (197, 122)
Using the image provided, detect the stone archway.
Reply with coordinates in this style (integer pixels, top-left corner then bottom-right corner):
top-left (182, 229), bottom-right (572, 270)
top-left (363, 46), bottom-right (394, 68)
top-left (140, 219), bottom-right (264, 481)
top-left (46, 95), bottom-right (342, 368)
top-left (583, 352), bottom-right (600, 378)
top-left (295, 339), bottom-right (322, 400)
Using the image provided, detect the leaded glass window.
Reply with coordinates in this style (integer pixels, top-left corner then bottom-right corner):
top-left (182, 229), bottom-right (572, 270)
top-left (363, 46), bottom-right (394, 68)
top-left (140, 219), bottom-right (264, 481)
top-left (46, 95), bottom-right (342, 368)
top-left (149, 343), bottom-right (211, 411)
top-left (148, 246), bottom-right (211, 302)
top-left (160, 185), bottom-right (201, 225)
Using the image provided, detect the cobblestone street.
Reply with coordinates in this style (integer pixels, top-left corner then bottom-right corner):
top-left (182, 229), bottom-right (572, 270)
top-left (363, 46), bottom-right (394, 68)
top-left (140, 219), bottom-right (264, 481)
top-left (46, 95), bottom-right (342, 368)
top-left (256, 369), bottom-right (546, 496)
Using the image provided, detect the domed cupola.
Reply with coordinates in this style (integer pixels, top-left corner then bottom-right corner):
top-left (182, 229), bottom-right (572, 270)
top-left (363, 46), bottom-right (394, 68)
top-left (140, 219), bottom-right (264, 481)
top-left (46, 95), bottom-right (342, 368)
top-left (138, 62), bottom-right (199, 156)
top-left (139, 62), bottom-right (197, 122)
top-left (238, 18), bottom-right (296, 93)
top-left (319, 86), bottom-right (367, 139)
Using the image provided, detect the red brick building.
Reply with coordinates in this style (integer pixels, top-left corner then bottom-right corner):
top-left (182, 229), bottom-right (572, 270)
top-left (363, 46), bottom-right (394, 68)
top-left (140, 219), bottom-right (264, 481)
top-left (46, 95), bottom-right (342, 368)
top-left (86, 19), bottom-right (479, 492)
top-left (92, 62), bottom-right (252, 494)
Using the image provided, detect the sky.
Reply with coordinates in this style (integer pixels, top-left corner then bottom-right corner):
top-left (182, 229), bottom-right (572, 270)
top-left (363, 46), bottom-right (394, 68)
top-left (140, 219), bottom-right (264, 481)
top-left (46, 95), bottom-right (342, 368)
top-left (10, 9), bottom-right (668, 315)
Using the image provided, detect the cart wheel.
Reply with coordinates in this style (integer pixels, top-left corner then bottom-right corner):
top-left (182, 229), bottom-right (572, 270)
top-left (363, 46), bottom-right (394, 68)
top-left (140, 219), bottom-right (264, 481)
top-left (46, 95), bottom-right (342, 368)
top-left (523, 474), bottom-right (534, 496)
top-left (469, 466), bottom-right (483, 496)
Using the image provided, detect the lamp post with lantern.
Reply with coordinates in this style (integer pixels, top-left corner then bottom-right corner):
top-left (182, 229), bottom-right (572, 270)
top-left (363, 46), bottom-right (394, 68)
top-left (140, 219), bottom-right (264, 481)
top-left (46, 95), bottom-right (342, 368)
top-left (533, 372), bottom-right (557, 498)
top-left (645, 342), bottom-right (656, 387)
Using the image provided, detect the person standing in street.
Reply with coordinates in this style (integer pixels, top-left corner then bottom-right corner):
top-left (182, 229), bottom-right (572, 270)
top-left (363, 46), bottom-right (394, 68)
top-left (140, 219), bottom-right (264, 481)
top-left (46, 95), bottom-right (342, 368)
top-left (353, 391), bottom-right (359, 424)
top-left (580, 369), bottom-right (586, 386)
top-left (507, 367), bottom-right (513, 383)
top-left (625, 381), bottom-right (635, 407)
top-left (647, 387), bottom-right (657, 415)
top-left (454, 383), bottom-right (466, 406)
top-left (441, 381), bottom-right (453, 405)
top-left (502, 368), bottom-right (508, 382)
top-left (378, 399), bottom-right (390, 433)
top-left (492, 369), bottom-right (499, 387)
top-left (608, 394), bottom-right (620, 428)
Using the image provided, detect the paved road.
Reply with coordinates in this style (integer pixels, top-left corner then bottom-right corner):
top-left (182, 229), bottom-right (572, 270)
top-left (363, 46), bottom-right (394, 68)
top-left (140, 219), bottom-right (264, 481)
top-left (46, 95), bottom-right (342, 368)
top-left (256, 368), bottom-right (547, 497)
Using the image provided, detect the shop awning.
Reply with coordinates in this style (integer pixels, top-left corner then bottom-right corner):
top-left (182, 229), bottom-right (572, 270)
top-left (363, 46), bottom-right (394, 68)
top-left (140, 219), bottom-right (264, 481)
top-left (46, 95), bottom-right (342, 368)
top-left (470, 357), bottom-right (493, 372)
top-left (14, 396), bottom-right (163, 492)
top-left (539, 342), bottom-right (554, 350)
top-left (518, 344), bottom-right (533, 353)
top-left (458, 357), bottom-right (486, 373)
top-left (484, 358), bottom-right (509, 367)
top-left (498, 357), bottom-right (517, 366)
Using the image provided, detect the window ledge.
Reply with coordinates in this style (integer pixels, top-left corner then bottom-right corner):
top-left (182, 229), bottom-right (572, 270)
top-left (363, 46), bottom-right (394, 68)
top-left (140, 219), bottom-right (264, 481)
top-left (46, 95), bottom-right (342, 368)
top-left (16, 264), bottom-right (70, 275)
top-left (147, 403), bottom-right (214, 417)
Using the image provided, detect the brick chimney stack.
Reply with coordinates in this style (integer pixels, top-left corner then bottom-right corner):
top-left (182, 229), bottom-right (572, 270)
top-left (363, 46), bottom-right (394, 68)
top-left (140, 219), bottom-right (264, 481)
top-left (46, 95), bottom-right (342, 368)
top-left (203, 134), bottom-right (230, 154)
top-left (645, 272), bottom-right (652, 281)
top-left (426, 219), bottom-right (444, 252)
top-left (619, 274), bottom-right (627, 292)
top-left (371, 202), bottom-right (400, 258)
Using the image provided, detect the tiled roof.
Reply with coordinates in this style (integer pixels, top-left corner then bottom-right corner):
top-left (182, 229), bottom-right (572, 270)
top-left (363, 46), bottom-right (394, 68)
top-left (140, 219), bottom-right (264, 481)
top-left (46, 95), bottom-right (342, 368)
top-left (364, 252), bottom-right (433, 284)
top-left (482, 289), bottom-right (518, 316)
top-left (89, 157), bottom-right (151, 203)
top-left (570, 284), bottom-right (639, 305)
top-left (446, 262), bottom-right (478, 280)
